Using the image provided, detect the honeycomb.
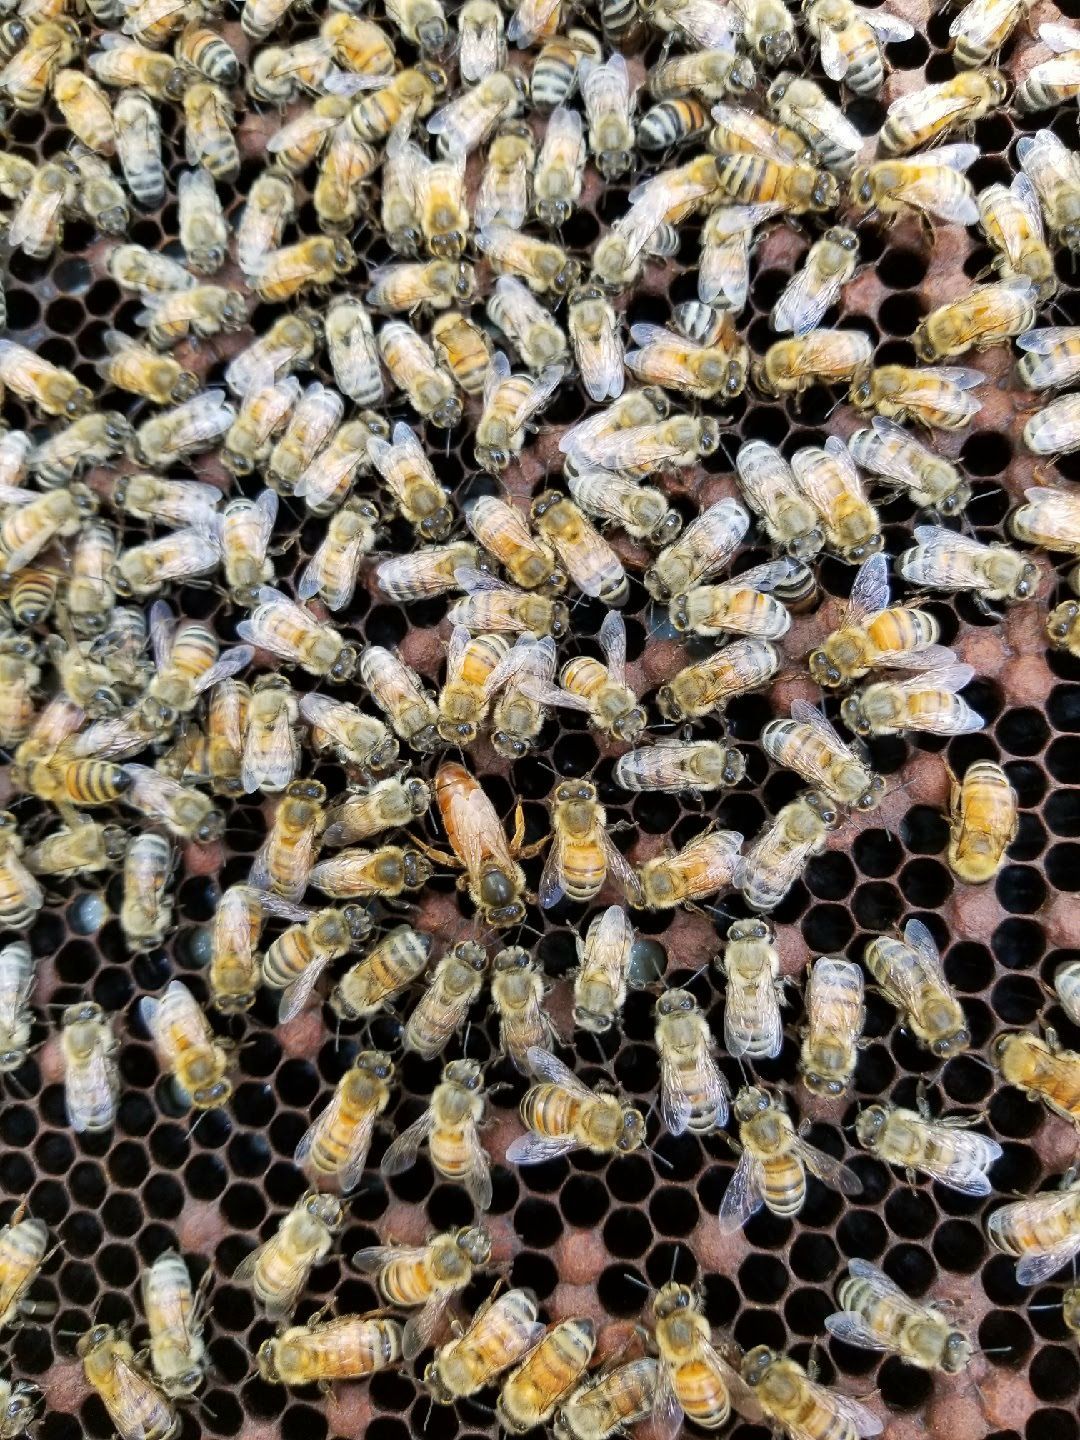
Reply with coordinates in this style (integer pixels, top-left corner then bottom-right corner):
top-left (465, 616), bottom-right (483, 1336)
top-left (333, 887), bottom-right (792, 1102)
top-left (1, 1), bottom-right (1079, 1440)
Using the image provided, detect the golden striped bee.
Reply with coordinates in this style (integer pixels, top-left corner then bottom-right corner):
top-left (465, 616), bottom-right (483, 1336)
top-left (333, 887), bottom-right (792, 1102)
top-left (353, 1225), bottom-right (493, 1361)
top-left (294, 1051), bottom-right (394, 1192)
top-left (507, 1045), bottom-right (645, 1163)
top-left (805, 0), bottom-right (914, 94)
top-left (381, 1058), bottom-right (493, 1210)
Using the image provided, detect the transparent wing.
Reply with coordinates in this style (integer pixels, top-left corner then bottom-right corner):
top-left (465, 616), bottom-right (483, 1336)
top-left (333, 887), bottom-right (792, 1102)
top-left (817, 25), bottom-right (849, 80)
top-left (599, 830), bottom-right (645, 908)
top-left (402, 1290), bottom-right (453, 1361)
top-left (793, 1138), bottom-right (863, 1196)
top-left (524, 1045), bottom-right (594, 1097)
top-left (659, 1050), bottom-right (694, 1137)
top-left (278, 951), bottom-right (336, 1023)
top-left (192, 645), bottom-right (253, 697)
top-left (462, 1122), bottom-right (493, 1210)
top-left (294, 1091), bottom-right (342, 1167)
top-left (824, 1310), bottom-right (895, 1353)
top-left (65, 1045), bottom-right (114, 1133)
top-left (380, 1109), bottom-right (434, 1176)
top-left (866, 10), bottom-right (914, 40)
top-left (902, 916), bottom-right (944, 975)
top-left (598, 609), bottom-right (626, 684)
top-left (339, 1107), bottom-right (379, 1193)
top-left (652, 1358), bottom-right (685, 1440)
top-left (1015, 1233), bottom-right (1080, 1287)
top-left (905, 1117), bottom-right (1000, 1195)
top-left (885, 86), bottom-right (978, 137)
top-left (538, 828), bottom-right (567, 909)
top-left (772, 252), bottom-right (847, 336)
top-left (1017, 328), bottom-right (1079, 354)
top-left (505, 1130), bottom-right (580, 1163)
top-left (725, 965), bottom-right (782, 1059)
top-left (1039, 21), bottom-right (1080, 49)
top-left (351, 1242), bottom-right (428, 1274)
top-left (845, 551), bottom-right (890, 624)
top-left (717, 1146), bottom-right (764, 1234)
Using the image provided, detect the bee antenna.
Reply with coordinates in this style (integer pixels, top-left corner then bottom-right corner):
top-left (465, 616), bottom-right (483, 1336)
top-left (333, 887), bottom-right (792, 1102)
top-left (1025, 1303), bottom-right (1063, 1312)
top-left (669, 1242), bottom-right (681, 1283)
top-left (621, 1269), bottom-right (651, 1291)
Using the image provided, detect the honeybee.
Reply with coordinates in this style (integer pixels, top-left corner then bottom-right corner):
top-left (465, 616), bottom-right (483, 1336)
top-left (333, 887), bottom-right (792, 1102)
top-left (849, 143), bottom-right (980, 227)
top-left (107, 244), bottom-right (194, 301)
top-left (294, 1050), bottom-right (393, 1191)
top-left (564, 288), bottom-right (623, 404)
top-left (542, 780), bottom-right (643, 910)
top-left (531, 28), bottom-right (599, 108)
top-left (233, 1192), bottom-right (343, 1320)
top-left (717, 918), bottom-right (783, 1058)
top-left (763, 702), bottom-right (884, 815)
top-left (23, 819), bottom-right (125, 879)
top-left (366, 422), bottom-right (452, 540)
top-left (531, 491), bottom-right (627, 605)
top-left (59, 1001), bottom-right (118, 1135)
top-left (566, 472), bottom-right (681, 547)
top-left (649, 47), bottom-right (752, 103)
top-left (220, 490), bottom-right (280, 604)
top-left (298, 498), bottom-right (378, 615)
top-left (296, 416), bottom-right (386, 517)
top-left (354, 1225), bottom-right (492, 1362)
top-left (491, 946), bottom-right (557, 1069)
top-left (237, 170), bottom-right (295, 275)
top-left (114, 88), bottom-right (164, 208)
top-left (653, 1282), bottom-right (752, 1435)
top-left (500, 1318), bottom-right (597, 1434)
top-left (142, 1252), bottom-right (207, 1400)
top-left (244, 777), bottom-right (325, 902)
top-left (787, 439), bottom-right (880, 563)
top-left (140, 980), bottom-right (232, 1111)
top-left (1015, 21), bottom-right (1080, 110)
top-left (71, 142), bottom-right (129, 236)
top-left (994, 1031), bottom-right (1080, 1128)
top-left (614, 739), bottom-right (745, 797)
top-left (767, 71), bottom-right (861, 175)
top-left (0, 17), bottom-right (79, 109)
top-left (427, 760), bottom-right (531, 926)
top-left (711, 150), bottom-right (838, 217)
top-left (121, 832), bottom-right (173, 951)
top-left (576, 51), bottom-right (634, 178)
top-left (508, 1045), bottom-right (645, 1164)
top-left (175, 19), bottom-right (239, 84)
top-left (377, 323), bottom-right (462, 430)
top-left (207, 884), bottom-right (289, 1015)
top-left (476, 354), bottom-right (565, 475)
top-left (1054, 961), bottom-right (1080, 1027)
top-left (863, 917), bottom-right (969, 1057)
top-left (33, 412), bottom-right (131, 488)
top-left (805, 0), bottom-right (914, 94)
top-left (741, 1347), bottom-right (880, 1440)
top-left (642, 496), bottom-right (747, 601)
top-left (0, 823), bottom-right (43, 933)
top-left (0, 341), bottom-right (91, 419)
top-left (77, 1326), bottom-right (178, 1440)
top-left (428, 68), bottom-right (523, 156)
top-left (670, 560), bottom-right (795, 640)
top-left (115, 522), bottom-right (223, 598)
top-left (252, 235), bottom-right (354, 304)
top-left (946, 760), bottom-right (1018, 885)
top-left (366, 259), bottom-right (473, 315)
top-left (373, 544), bottom-right (476, 608)
top-left (626, 317), bottom-right (747, 401)
top-left (90, 34), bottom-right (188, 101)
top-left (425, 1288), bottom-right (542, 1404)
top-left (346, 61), bottom-right (445, 141)
top-left (1023, 393), bottom-right (1080, 455)
top-left (54, 68), bottom-right (116, 153)
top-left (657, 637), bottom-right (779, 722)
top-left (238, 675), bottom-right (299, 797)
top-left (0, 652), bottom-right (43, 748)
top-left (318, 299), bottom-right (379, 410)
top-left (465, 496), bottom-right (563, 594)
top-left (1016, 320), bottom-right (1080, 395)
top-left (382, 1058), bottom-right (493, 1209)
top-left (476, 224), bottom-right (581, 297)
top-left (322, 777), bottom-right (430, 849)
top-left (737, 791), bottom-right (840, 914)
top-left (850, 364), bottom-right (984, 430)
top-left (555, 1358), bottom-right (660, 1440)
top-left (174, 168), bottom-right (228, 275)
top-left (474, 123), bottom-right (533, 231)
top-left (531, 104), bottom-right (586, 228)
top-left (555, 611), bottom-right (646, 744)
top-left (405, 942), bottom-right (489, 1058)
top-left (637, 95), bottom-right (710, 151)
top-left (310, 844), bottom-right (432, 901)
top-left (915, 277), bottom-right (1038, 364)
top-left (808, 553), bottom-right (941, 688)
top-left (354, 646), bottom-right (438, 754)
top-left (226, 382), bottom-right (299, 484)
top-left (855, 1098), bottom-right (1002, 1192)
top-left (826, 1259), bottom-right (972, 1373)
top-left (328, 926), bottom-right (431, 1023)
top-left (753, 330), bottom-right (873, 401)
top-left (137, 287), bottom-right (247, 349)
top-left (637, 828), bottom-right (744, 910)
top-left (721, 1084), bottom-right (861, 1231)
top-left (800, 956), bottom-right (864, 1097)
top-left (898, 524), bottom-right (1038, 606)
top-left (237, 588), bottom-right (357, 684)
top-left (425, 314), bottom-right (490, 398)
top-left (0, 432), bottom-right (32, 493)
top-left (434, 628), bottom-right (507, 746)
top-left (655, 988), bottom-right (729, 1135)
top-left (880, 69), bottom-right (1007, 158)
top-left (949, 0), bottom-right (1029, 65)
top-left (987, 1171), bottom-right (1080, 1284)
top-left (267, 384), bottom-right (343, 495)
top-left (258, 1313), bottom-right (403, 1388)
top-left (479, 634), bottom-right (557, 761)
top-left (248, 38), bottom-right (336, 104)
top-left (113, 474), bottom-right (220, 532)
top-left (568, 905), bottom-right (634, 1034)
top-left (848, 416), bottom-right (969, 516)
top-left (7, 160), bottom-right (73, 260)
top-left (449, 566), bottom-right (570, 638)
top-left (772, 226), bottom-right (859, 335)
top-left (95, 332), bottom-right (197, 409)
top-left (8, 569), bottom-right (57, 629)
top-left (454, 0), bottom-right (503, 82)
top-left (487, 277), bottom-right (569, 370)
top-left (0, 1197), bottom-right (48, 1329)
top-left (977, 174), bottom-right (1057, 301)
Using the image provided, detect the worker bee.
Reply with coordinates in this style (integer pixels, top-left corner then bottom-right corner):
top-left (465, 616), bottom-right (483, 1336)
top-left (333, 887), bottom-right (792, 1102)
top-left (652, 1282), bottom-right (750, 1434)
top-left (949, 0), bottom-right (1029, 65)
top-left (366, 259), bottom-right (473, 315)
top-left (309, 844), bottom-right (432, 902)
top-left (424, 1288), bottom-right (542, 1405)
top-left (987, 1170), bottom-right (1080, 1285)
top-left (578, 52), bottom-right (635, 179)
top-left (113, 474), bottom-right (220, 532)
top-left (499, 1319), bottom-right (597, 1434)
top-left (436, 628), bottom-right (509, 746)
top-left (267, 383), bottom-right (343, 496)
top-left (465, 496), bottom-right (563, 594)
top-left (107, 247), bottom-right (193, 308)
top-left (474, 123), bottom-right (533, 231)
top-left (741, 1347), bottom-right (880, 1440)
top-left (59, 1000), bottom-right (118, 1136)
top-left (825, 1259), bottom-right (972, 1373)
top-left (849, 143), bottom-right (980, 226)
top-left (174, 167), bottom-right (228, 276)
top-left (800, 956), bottom-right (864, 1097)
top-left (753, 330), bottom-right (872, 400)
top-left (207, 884), bottom-right (292, 1015)
top-left (70, 143), bottom-right (129, 236)
top-left (669, 560), bottom-right (795, 640)
top-left (1015, 20), bottom-right (1080, 110)
top-left (375, 542), bottom-right (481, 606)
top-left (994, 1031), bottom-right (1080, 1129)
top-left (531, 28), bottom-right (599, 108)
top-left (356, 646), bottom-right (440, 753)
top-left (1023, 393), bottom-right (1080, 456)
top-left (115, 523), bottom-right (223, 600)
top-left (727, 0), bottom-right (796, 62)
top-left (898, 524), bottom-right (1038, 606)
top-left (946, 760), bottom-right (1018, 886)
top-left (508, 1045), bottom-right (644, 1164)
top-left (32, 411), bottom-right (131, 488)
top-left (570, 905), bottom-right (634, 1034)
top-left (402, 144), bottom-right (467, 259)
top-left (555, 610), bottom-right (646, 744)
top-left (251, 235), bottom-right (354, 304)
top-left (0, 341), bottom-right (91, 419)
top-left (233, 1192), bottom-right (343, 1320)
top-left (54, 67), bottom-right (116, 153)
top-left (977, 174), bottom-right (1057, 301)
top-left (766, 71), bottom-right (861, 174)
top-left (0, 432), bottom-right (32, 493)
top-left (863, 917), bottom-right (969, 1057)
top-left (763, 701), bottom-right (884, 814)
top-left (239, 675), bottom-right (299, 797)
top-left (322, 777), bottom-right (429, 849)
top-left (121, 832), bottom-right (173, 951)
top-left (223, 378), bottom-right (298, 480)
top-left (1016, 327), bottom-right (1080, 392)
top-left (642, 495), bottom-right (746, 602)
top-left (319, 299), bottom-right (380, 409)
top-left (711, 150), bottom-right (838, 217)
top-left (717, 918), bottom-right (783, 1058)
top-left (448, 566), bottom-right (570, 638)
top-left (237, 170), bottom-right (295, 276)
top-left (657, 637), bottom-right (779, 722)
top-left (377, 323), bottom-right (462, 431)
top-left (365, 420), bottom-right (452, 541)
top-left (481, 634), bottom-right (559, 761)
top-left (244, 777), bottom-right (325, 903)
top-left (626, 317), bottom-right (746, 401)
top-left (382, 1058), bottom-right (493, 1209)
top-left (847, 416), bottom-right (970, 516)
top-left (637, 95), bottom-right (710, 151)
top-left (77, 1326), bottom-right (178, 1440)
top-left (787, 439), bottom-right (880, 563)
top-left (555, 1358), bottom-right (660, 1440)
top-left (637, 828), bottom-right (744, 909)
top-left (354, 1225), bottom-right (491, 1362)
top-left (404, 943), bottom-right (489, 1059)
top-left (880, 69), bottom-right (1007, 158)
top-left (141, 1252), bottom-right (207, 1401)
top-left (426, 313), bottom-right (491, 397)
top-left (113, 88), bottom-right (164, 209)
top-left (23, 818), bottom-right (125, 879)
top-left (772, 226), bottom-right (858, 335)
top-left (0, 653), bottom-right (40, 749)
top-left (7, 160), bottom-right (73, 261)
top-left (850, 364), bottom-right (984, 430)
top-left (89, 32), bottom-right (188, 100)
top-left (137, 286), bottom-right (247, 349)
top-left (529, 106), bottom-right (585, 230)
top-left (808, 552), bottom-right (943, 687)
top-left (237, 588), bottom-right (358, 684)
top-left (721, 1085), bottom-right (861, 1231)
top-left (566, 287), bottom-right (623, 403)
top-left (294, 1050), bottom-right (394, 1191)
top-left (914, 277), bottom-right (1038, 363)
top-left (257, 1312), bottom-right (402, 1389)
top-left (0, 1196), bottom-right (49, 1329)
top-left (181, 80), bottom-right (238, 181)
top-left (542, 780), bottom-right (642, 910)
top-left (476, 225), bottom-right (581, 297)
top-left (95, 331), bottom-right (198, 408)
top-left (487, 276), bottom-right (570, 370)
top-left (296, 416), bottom-right (386, 517)
top-left (491, 946), bottom-right (557, 1070)
top-left (531, 491), bottom-right (627, 605)
top-left (327, 925), bottom-right (431, 1023)
top-left (455, 0), bottom-right (504, 82)
top-left (174, 18), bottom-right (239, 84)
top-left (736, 791), bottom-right (840, 914)
top-left (1054, 961), bottom-right (1080, 1027)
top-left (9, 568), bottom-right (57, 629)
top-left (296, 694), bottom-right (394, 774)
top-left (566, 471), bottom-right (681, 546)
top-left (0, 17), bottom-right (79, 109)
top-left (140, 980), bottom-right (232, 1111)
top-left (0, 823), bottom-right (43, 934)
top-left (431, 760), bottom-right (532, 927)
top-left (298, 498), bottom-right (379, 614)
top-left (855, 1097), bottom-right (1002, 1192)
top-left (654, 988), bottom-right (729, 1135)
top-left (615, 739), bottom-right (745, 796)
top-left (427, 68), bottom-right (523, 156)
top-left (476, 354), bottom-right (565, 475)
top-left (1011, 485), bottom-right (1080, 570)
top-left (805, 0), bottom-right (914, 94)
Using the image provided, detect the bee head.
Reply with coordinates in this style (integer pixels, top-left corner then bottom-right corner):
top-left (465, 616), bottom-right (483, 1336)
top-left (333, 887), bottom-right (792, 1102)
top-left (658, 987), bottom-right (695, 1017)
top-left (192, 1076), bottom-right (231, 1107)
top-left (617, 1106), bottom-right (645, 1151)
top-left (329, 644), bottom-right (358, 683)
top-left (547, 602), bottom-right (570, 639)
top-left (194, 809), bottom-right (225, 844)
top-left (457, 1226), bottom-right (492, 1265)
top-left (932, 1027), bottom-right (969, 1058)
top-left (77, 1325), bottom-right (113, 1358)
top-left (912, 323), bottom-right (935, 363)
top-left (741, 1346), bottom-right (775, 1386)
top-left (942, 1331), bottom-right (973, 1374)
top-left (854, 1103), bottom-right (887, 1147)
top-left (849, 169), bottom-right (874, 207)
top-left (761, 29), bottom-right (794, 65)
top-left (856, 775), bottom-right (885, 812)
top-left (1012, 562), bottom-right (1038, 600)
top-left (401, 850), bottom-right (432, 889)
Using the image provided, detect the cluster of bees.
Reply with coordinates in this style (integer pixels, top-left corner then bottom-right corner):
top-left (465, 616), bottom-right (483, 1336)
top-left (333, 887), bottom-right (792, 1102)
top-left (0, 0), bottom-right (1077, 1433)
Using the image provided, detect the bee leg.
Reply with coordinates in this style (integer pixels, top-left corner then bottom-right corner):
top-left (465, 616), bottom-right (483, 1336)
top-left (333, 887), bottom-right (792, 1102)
top-left (914, 1078), bottom-right (933, 1118)
top-left (410, 837), bottom-right (459, 869)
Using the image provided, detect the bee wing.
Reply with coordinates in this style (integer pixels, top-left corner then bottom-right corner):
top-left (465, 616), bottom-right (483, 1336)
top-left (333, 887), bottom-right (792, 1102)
top-left (699, 225), bottom-right (752, 310)
top-left (599, 829), bottom-right (645, 908)
top-left (538, 826), bottom-right (568, 910)
top-left (816, 24), bottom-right (850, 80)
top-left (380, 1108), bottom-right (435, 1177)
top-left (266, 112), bottom-right (341, 155)
top-left (403, 1290), bottom-right (454, 1361)
top-left (886, 85), bottom-right (978, 137)
top-left (796, 1381), bottom-right (883, 1440)
top-left (1017, 328), bottom-right (1076, 355)
top-left (110, 1350), bottom-right (170, 1419)
top-left (792, 1137), bottom-right (863, 1197)
top-left (897, 154), bottom-right (980, 224)
top-left (598, 609), bottom-right (627, 685)
top-left (1020, 484), bottom-right (1080, 529)
top-left (278, 950), bottom-right (336, 1023)
top-left (787, 699), bottom-right (856, 760)
top-left (785, 94), bottom-right (861, 156)
top-left (462, 1121), bottom-right (493, 1210)
top-left (915, 1116), bottom-right (1002, 1195)
top-left (192, 645), bottom-right (254, 698)
top-left (717, 1145), bottom-right (765, 1234)
top-left (574, 311), bottom-right (624, 403)
top-left (844, 551), bottom-right (890, 625)
top-left (733, 558), bottom-right (800, 594)
top-left (725, 964), bottom-right (782, 1059)
top-left (505, 1129), bottom-right (581, 1163)
top-left (949, 0), bottom-right (1014, 43)
top-left (65, 1042), bottom-right (114, 1134)
top-left (445, 623), bottom-right (471, 685)
top-left (581, 51), bottom-right (631, 118)
top-left (351, 1242), bottom-right (427, 1273)
top-left (823, 1309), bottom-right (895, 1353)
top-left (652, 1358), bottom-right (685, 1440)
top-left (511, 364), bottom-right (567, 430)
top-left (772, 254), bottom-right (846, 336)
top-left (294, 1089), bottom-right (342, 1167)
top-left (482, 348), bottom-right (512, 408)
top-left (9, 183), bottom-right (66, 253)
top-left (1013, 1232), bottom-right (1080, 1287)
top-left (523, 1044), bottom-right (591, 1095)
top-left (339, 1105), bottom-right (379, 1193)
top-left (231, 1235), bottom-right (271, 1283)
top-left (242, 702), bottom-right (298, 795)
top-left (1038, 20), bottom-right (1080, 49)
top-left (864, 8), bottom-right (914, 38)
top-left (148, 600), bottom-right (176, 671)
top-left (659, 1047), bottom-right (727, 1136)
